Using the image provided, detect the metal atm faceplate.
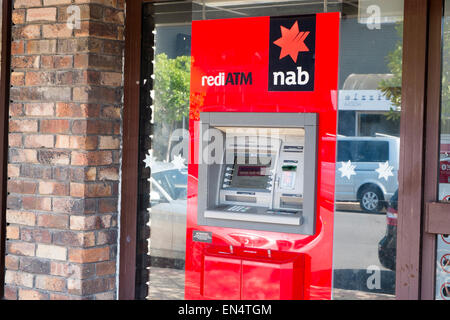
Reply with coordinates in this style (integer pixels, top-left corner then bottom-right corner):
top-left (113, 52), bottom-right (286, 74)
top-left (198, 113), bottom-right (318, 235)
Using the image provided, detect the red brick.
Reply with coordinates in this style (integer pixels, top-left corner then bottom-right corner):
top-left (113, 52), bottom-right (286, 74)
top-left (20, 228), bottom-right (52, 244)
top-left (26, 39), bottom-right (57, 54)
top-left (9, 149), bottom-right (38, 164)
top-left (12, 9), bottom-right (26, 24)
top-left (35, 275), bottom-right (66, 292)
top-left (6, 210), bottom-right (36, 226)
top-left (98, 167), bottom-right (119, 181)
top-left (5, 270), bottom-right (34, 288)
top-left (24, 135), bottom-right (54, 148)
top-left (37, 150), bottom-right (70, 165)
top-left (9, 120), bottom-right (38, 133)
top-left (72, 119), bottom-right (113, 134)
top-left (87, 184), bottom-right (112, 197)
top-left (38, 181), bottom-right (69, 196)
top-left (14, 0), bottom-right (41, 8)
top-left (37, 214), bottom-right (69, 229)
top-left (100, 72), bottom-right (122, 86)
top-left (6, 226), bottom-right (20, 240)
top-left (56, 103), bottom-right (100, 118)
top-left (50, 261), bottom-right (95, 279)
top-left (25, 72), bottom-right (55, 86)
top-left (11, 41), bottom-right (25, 55)
top-left (53, 230), bottom-right (95, 247)
top-left (12, 55), bottom-right (40, 69)
top-left (9, 133), bottom-right (22, 147)
top-left (11, 72), bottom-right (25, 86)
top-left (8, 164), bottom-right (20, 178)
top-left (7, 241), bottom-right (35, 257)
top-left (27, 8), bottom-right (57, 22)
top-left (13, 25), bottom-right (41, 39)
top-left (36, 244), bottom-right (67, 261)
top-left (5, 255), bottom-right (20, 270)
top-left (40, 119), bottom-right (70, 134)
top-left (42, 24), bottom-right (72, 38)
top-left (55, 135), bottom-right (70, 149)
top-left (4, 286), bottom-right (18, 300)
top-left (98, 136), bottom-right (119, 150)
top-left (8, 179), bottom-right (38, 194)
top-left (71, 151), bottom-right (112, 166)
top-left (22, 196), bottom-right (52, 211)
top-left (9, 103), bottom-right (24, 117)
top-left (18, 288), bottom-right (49, 300)
top-left (70, 136), bottom-right (98, 150)
top-left (68, 247), bottom-right (109, 263)
top-left (95, 261), bottom-right (116, 276)
top-left (41, 55), bottom-right (73, 69)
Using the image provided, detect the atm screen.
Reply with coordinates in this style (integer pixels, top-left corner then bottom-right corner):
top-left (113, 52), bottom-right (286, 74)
top-left (229, 156), bottom-right (272, 190)
top-left (238, 166), bottom-right (270, 176)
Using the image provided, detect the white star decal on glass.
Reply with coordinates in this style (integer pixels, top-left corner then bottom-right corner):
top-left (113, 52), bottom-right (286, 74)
top-left (143, 151), bottom-right (154, 169)
top-left (171, 154), bottom-right (187, 170)
top-left (338, 160), bottom-right (356, 180)
top-left (375, 161), bottom-right (394, 181)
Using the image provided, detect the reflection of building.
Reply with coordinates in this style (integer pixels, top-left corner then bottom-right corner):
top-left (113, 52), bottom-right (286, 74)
top-left (155, 9), bottom-right (403, 138)
top-left (339, 74), bottom-right (400, 137)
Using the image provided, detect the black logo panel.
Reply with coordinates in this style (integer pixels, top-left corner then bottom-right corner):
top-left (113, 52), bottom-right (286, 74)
top-left (269, 15), bottom-right (316, 92)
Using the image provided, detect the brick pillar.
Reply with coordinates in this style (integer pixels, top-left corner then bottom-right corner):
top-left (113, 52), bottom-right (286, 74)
top-left (5, 0), bottom-right (124, 300)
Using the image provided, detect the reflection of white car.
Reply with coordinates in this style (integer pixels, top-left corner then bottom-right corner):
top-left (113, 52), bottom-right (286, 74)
top-left (335, 136), bottom-right (400, 213)
top-left (149, 162), bottom-right (187, 261)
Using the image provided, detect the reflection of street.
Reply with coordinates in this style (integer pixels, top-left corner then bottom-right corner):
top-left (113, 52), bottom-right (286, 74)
top-left (333, 202), bottom-right (395, 299)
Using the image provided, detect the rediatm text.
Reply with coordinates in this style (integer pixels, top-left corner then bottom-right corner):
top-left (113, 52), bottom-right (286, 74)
top-left (201, 72), bottom-right (253, 86)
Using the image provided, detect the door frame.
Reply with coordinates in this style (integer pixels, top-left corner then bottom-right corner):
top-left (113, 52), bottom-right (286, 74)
top-left (421, 0), bottom-right (450, 300)
top-left (119, 0), bottom-right (443, 300)
top-left (0, 0), bottom-right (12, 300)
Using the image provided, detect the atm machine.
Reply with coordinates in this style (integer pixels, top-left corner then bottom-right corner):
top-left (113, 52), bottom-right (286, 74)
top-left (198, 112), bottom-right (318, 236)
top-left (185, 13), bottom-right (340, 300)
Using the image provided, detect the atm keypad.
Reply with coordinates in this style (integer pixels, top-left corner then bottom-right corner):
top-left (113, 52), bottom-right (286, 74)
top-left (227, 206), bottom-right (251, 213)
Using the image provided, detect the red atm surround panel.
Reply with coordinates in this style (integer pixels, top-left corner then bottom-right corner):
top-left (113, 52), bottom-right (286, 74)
top-left (185, 13), bottom-right (340, 300)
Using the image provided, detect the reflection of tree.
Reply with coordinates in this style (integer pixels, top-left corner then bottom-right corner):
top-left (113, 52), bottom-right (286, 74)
top-left (378, 23), bottom-right (402, 122)
top-left (379, 21), bottom-right (450, 130)
top-left (153, 53), bottom-right (191, 161)
top-left (442, 16), bottom-right (450, 134)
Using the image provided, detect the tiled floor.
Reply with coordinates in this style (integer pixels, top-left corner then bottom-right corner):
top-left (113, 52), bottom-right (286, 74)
top-left (333, 289), bottom-right (395, 300)
top-left (147, 267), bottom-right (185, 300)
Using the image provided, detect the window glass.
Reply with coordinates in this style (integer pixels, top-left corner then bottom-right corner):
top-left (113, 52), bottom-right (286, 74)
top-left (141, 2), bottom-right (193, 300)
top-left (338, 141), bottom-right (389, 162)
top-left (333, 0), bottom-right (403, 300)
top-left (141, 0), bottom-right (403, 300)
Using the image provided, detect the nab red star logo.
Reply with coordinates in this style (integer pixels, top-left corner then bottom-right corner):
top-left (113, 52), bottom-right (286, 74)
top-left (273, 21), bottom-right (310, 63)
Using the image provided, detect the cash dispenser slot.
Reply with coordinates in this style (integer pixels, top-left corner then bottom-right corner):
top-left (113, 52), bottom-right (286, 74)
top-left (280, 195), bottom-right (303, 210)
top-left (224, 195), bottom-right (257, 203)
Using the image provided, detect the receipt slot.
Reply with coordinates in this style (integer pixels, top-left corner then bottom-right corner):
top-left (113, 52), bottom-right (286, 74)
top-left (185, 13), bottom-right (340, 300)
top-left (198, 112), bottom-right (318, 235)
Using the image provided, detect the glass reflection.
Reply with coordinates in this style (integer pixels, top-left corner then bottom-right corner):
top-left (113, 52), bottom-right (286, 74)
top-left (143, 0), bottom-right (404, 300)
top-left (332, 0), bottom-right (403, 300)
top-left (145, 3), bottom-right (192, 300)
top-left (436, 0), bottom-right (450, 301)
